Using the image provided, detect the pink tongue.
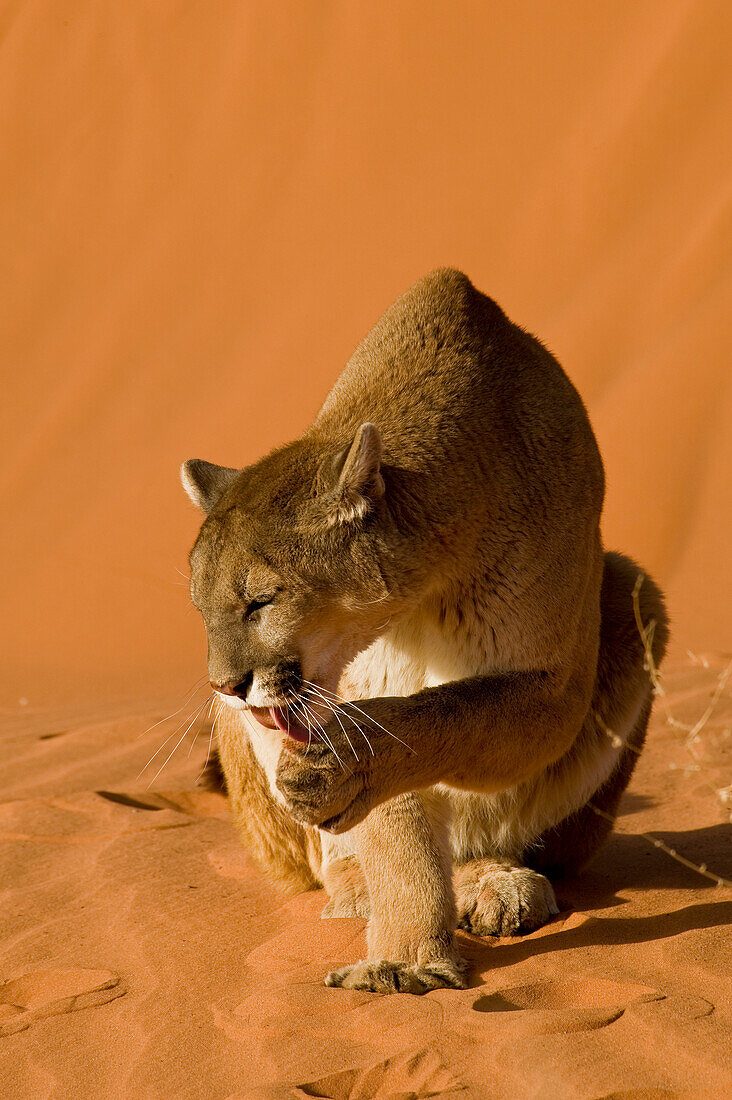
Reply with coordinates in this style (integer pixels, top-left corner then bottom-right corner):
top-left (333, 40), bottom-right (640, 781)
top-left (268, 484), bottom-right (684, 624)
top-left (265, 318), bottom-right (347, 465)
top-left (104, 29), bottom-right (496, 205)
top-left (270, 706), bottom-right (310, 743)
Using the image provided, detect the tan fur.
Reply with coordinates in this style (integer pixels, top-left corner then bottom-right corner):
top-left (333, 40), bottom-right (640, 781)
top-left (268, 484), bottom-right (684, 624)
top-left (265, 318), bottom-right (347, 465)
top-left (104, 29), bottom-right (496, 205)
top-left (320, 853), bottom-right (370, 918)
top-left (181, 269), bottom-right (668, 993)
top-left (215, 711), bottom-right (321, 894)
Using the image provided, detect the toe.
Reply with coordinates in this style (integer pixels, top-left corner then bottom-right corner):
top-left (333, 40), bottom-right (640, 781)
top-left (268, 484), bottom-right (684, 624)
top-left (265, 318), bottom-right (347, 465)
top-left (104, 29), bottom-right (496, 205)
top-left (457, 865), bottom-right (558, 937)
top-left (324, 956), bottom-right (467, 994)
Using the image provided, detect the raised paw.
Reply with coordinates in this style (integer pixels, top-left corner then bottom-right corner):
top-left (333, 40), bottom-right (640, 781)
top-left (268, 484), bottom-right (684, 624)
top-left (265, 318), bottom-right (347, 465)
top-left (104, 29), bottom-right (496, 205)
top-left (456, 861), bottom-right (559, 936)
top-left (275, 741), bottom-right (366, 832)
top-left (274, 696), bottom-right (417, 832)
top-left (325, 956), bottom-right (467, 995)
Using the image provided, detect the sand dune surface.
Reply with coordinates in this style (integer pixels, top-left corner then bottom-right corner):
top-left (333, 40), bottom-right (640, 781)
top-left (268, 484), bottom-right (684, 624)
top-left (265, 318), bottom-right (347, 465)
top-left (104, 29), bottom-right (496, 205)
top-left (1, 660), bottom-right (731, 1095)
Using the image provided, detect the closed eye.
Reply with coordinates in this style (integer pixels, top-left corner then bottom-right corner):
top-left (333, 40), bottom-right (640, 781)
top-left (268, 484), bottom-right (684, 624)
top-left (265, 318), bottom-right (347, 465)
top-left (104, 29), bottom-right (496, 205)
top-left (244, 594), bottom-right (276, 619)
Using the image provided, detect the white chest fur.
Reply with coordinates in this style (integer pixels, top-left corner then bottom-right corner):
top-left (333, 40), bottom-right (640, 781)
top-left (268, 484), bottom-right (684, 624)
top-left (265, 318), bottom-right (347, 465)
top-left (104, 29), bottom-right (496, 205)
top-left (241, 713), bottom-right (289, 807)
top-left (341, 606), bottom-right (639, 864)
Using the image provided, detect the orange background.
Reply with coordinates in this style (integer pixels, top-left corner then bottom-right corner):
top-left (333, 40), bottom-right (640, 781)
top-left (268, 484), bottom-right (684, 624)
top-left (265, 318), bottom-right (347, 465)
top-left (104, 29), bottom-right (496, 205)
top-left (2, 2), bottom-right (730, 708)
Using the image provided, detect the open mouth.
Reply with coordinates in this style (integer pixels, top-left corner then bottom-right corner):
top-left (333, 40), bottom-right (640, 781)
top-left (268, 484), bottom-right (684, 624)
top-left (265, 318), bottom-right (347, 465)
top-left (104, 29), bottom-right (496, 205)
top-left (248, 705), bottom-right (310, 743)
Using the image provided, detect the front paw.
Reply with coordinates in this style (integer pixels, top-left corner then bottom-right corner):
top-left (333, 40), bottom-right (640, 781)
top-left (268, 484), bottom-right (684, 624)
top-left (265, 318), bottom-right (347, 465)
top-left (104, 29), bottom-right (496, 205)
top-left (275, 696), bottom-right (416, 832)
top-left (275, 742), bottom-right (369, 832)
top-left (325, 957), bottom-right (467, 995)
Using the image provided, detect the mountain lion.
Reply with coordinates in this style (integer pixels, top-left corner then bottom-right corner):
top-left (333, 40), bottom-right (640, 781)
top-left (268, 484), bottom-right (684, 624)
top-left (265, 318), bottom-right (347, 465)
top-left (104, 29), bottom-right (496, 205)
top-left (181, 269), bottom-right (668, 994)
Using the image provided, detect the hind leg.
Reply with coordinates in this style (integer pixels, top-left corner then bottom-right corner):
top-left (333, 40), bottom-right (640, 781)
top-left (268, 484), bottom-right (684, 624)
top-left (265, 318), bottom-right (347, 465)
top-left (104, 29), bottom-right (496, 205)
top-left (321, 851), bottom-right (371, 918)
top-left (523, 702), bottom-right (650, 877)
top-left (455, 859), bottom-right (559, 936)
top-left (526, 551), bottom-right (668, 878)
top-left (457, 552), bottom-right (668, 928)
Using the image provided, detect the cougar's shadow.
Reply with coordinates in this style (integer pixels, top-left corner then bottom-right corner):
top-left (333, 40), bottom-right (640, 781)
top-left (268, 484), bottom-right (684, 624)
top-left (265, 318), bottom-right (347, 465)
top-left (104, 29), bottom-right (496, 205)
top-left (461, 821), bottom-right (731, 976)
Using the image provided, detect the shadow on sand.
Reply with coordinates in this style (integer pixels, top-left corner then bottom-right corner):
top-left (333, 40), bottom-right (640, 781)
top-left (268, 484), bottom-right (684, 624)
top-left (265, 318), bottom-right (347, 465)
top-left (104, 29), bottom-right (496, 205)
top-left (460, 821), bottom-right (732, 975)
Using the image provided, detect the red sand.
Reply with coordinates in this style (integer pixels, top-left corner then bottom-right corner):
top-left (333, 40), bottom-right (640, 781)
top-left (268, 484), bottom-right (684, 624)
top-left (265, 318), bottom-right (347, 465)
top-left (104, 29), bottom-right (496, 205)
top-left (1, 3), bottom-right (730, 1096)
top-left (1, 660), bottom-right (730, 1096)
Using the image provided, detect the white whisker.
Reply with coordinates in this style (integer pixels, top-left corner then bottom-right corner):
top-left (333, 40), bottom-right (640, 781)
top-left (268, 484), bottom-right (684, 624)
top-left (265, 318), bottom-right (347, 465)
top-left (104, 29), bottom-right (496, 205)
top-left (350, 591), bottom-right (390, 608)
top-left (195, 698), bottom-right (222, 784)
top-left (136, 676), bottom-right (209, 742)
top-left (138, 694), bottom-right (212, 780)
top-left (137, 697), bottom-right (210, 775)
top-left (144, 696), bottom-right (209, 790)
top-left (297, 697), bottom-right (348, 771)
top-left (188, 695), bottom-right (215, 759)
top-left (302, 684), bottom-right (359, 761)
top-left (301, 682), bottom-right (374, 757)
top-left (340, 699), bottom-right (414, 752)
top-left (285, 692), bottom-right (314, 751)
top-left (301, 679), bottom-right (414, 754)
top-left (291, 692), bottom-right (348, 771)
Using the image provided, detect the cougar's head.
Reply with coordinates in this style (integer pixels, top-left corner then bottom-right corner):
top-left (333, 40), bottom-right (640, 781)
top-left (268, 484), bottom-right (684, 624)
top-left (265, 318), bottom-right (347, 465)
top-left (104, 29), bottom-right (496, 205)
top-left (181, 424), bottom-right (393, 736)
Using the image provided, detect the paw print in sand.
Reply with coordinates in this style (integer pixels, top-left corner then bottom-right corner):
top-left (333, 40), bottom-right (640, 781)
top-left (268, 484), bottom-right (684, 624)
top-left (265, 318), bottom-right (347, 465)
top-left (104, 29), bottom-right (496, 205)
top-left (0, 967), bottom-right (125, 1037)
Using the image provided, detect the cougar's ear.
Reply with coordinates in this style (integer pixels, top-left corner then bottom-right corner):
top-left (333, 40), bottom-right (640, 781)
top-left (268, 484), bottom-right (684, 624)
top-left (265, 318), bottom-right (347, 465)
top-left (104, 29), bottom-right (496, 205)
top-left (317, 422), bottom-right (385, 526)
top-left (180, 459), bottom-right (240, 512)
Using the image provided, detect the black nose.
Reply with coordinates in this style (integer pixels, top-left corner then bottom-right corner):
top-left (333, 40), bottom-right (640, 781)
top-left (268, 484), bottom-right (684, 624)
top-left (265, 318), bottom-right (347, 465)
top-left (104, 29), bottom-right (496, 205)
top-left (211, 671), bottom-right (253, 700)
